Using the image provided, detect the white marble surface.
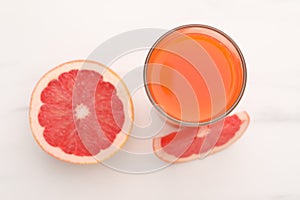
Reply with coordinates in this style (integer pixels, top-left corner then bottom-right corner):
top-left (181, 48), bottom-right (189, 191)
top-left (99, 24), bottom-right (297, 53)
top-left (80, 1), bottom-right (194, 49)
top-left (1, 0), bottom-right (300, 199)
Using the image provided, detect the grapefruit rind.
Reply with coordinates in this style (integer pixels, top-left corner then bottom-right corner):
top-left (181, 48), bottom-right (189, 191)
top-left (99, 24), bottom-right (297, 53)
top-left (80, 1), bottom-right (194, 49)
top-left (29, 60), bottom-right (134, 164)
top-left (153, 111), bottom-right (250, 163)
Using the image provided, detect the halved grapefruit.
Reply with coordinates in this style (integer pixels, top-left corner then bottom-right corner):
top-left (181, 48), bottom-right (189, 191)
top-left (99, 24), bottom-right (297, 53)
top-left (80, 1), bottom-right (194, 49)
top-left (153, 111), bottom-right (250, 163)
top-left (30, 60), bottom-right (134, 164)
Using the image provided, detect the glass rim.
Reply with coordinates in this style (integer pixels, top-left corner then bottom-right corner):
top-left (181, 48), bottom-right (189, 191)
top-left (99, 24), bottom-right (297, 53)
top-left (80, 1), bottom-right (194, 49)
top-left (143, 24), bottom-right (247, 127)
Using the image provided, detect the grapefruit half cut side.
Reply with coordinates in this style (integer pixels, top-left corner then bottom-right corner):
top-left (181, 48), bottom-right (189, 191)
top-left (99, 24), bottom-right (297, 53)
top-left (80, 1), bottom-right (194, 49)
top-left (30, 60), bottom-right (134, 164)
top-left (153, 111), bottom-right (250, 163)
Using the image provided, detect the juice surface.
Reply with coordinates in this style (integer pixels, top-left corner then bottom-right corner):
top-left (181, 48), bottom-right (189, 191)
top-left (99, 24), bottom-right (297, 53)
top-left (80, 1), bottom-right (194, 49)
top-left (145, 26), bottom-right (245, 123)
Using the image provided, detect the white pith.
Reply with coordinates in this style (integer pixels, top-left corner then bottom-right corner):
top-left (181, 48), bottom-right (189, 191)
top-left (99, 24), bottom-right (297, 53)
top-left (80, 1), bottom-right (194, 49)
top-left (153, 111), bottom-right (250, 163)
top-left (75, 103), bottom-right (90, 120)
top-left (30, 60), bottom-right (134, 164)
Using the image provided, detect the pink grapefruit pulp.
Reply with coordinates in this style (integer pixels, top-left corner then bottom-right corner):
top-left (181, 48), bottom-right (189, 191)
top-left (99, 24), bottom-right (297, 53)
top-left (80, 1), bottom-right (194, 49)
top-left (30, 60), bottom-right (134, 164)
top-left (153, 111), bottom-right (250, 163)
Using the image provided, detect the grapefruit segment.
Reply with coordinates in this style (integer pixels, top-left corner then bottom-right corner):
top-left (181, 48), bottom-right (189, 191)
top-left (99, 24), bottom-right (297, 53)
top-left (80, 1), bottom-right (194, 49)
top-left (30, 60), bottom-right (133, 164)
top-left (153, 111), bottom-right (250, 163)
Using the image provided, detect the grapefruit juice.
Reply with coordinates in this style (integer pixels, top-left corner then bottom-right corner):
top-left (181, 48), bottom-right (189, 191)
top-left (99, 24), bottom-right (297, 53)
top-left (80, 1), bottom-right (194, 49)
top-left (144, 25), bottom-right (246, 126)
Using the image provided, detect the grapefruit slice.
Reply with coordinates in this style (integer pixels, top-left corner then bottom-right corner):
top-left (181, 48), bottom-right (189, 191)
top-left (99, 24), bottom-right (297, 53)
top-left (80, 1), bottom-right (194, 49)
top-left (153, 111), bottom-right (250, 163)
top-left (30, 60), bottom-right (133, 164)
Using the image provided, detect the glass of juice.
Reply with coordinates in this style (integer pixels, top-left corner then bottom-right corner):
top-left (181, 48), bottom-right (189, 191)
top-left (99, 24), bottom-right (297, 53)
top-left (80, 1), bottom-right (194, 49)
top-left (144, 24), bottom-right (246, 126)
